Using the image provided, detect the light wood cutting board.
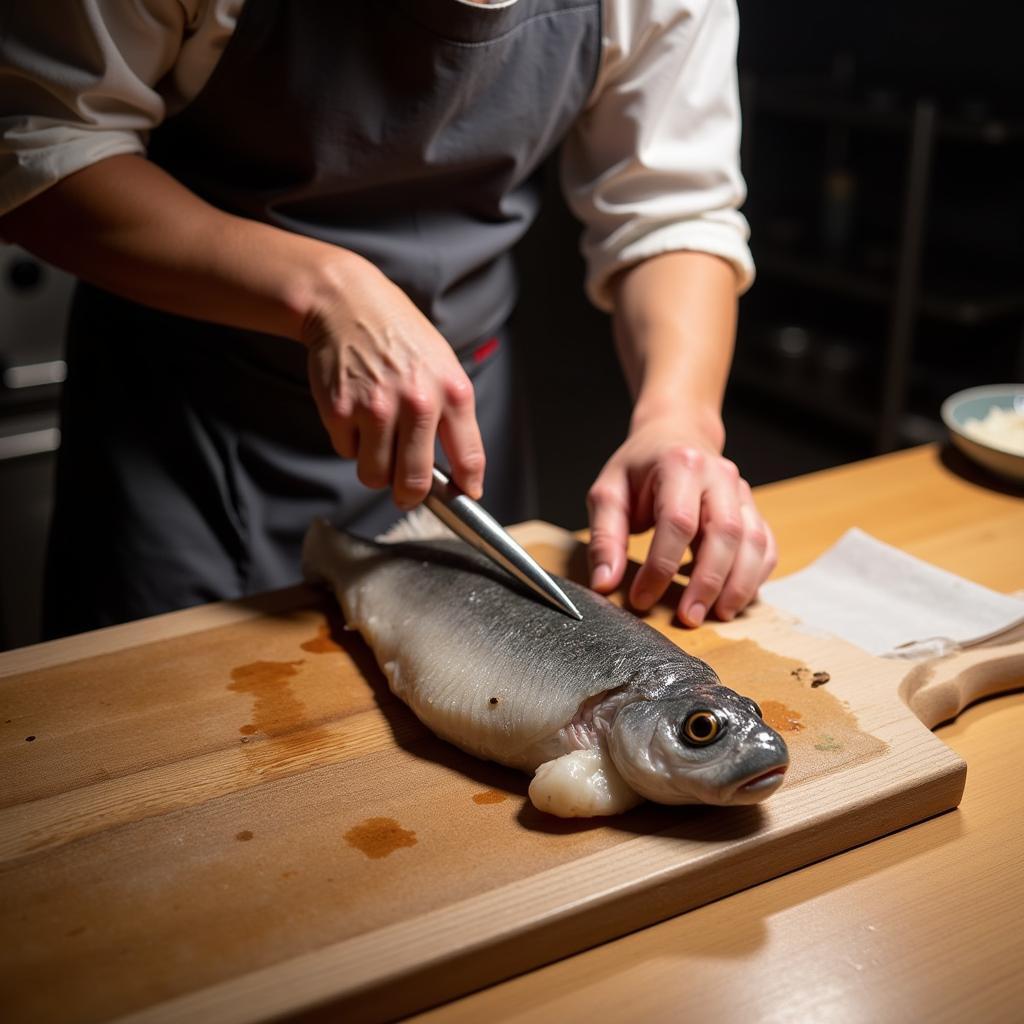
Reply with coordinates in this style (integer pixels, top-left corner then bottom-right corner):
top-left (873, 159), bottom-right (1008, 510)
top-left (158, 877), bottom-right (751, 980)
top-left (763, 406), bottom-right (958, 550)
top-left (1, 522), bottom-right (1022, 1024)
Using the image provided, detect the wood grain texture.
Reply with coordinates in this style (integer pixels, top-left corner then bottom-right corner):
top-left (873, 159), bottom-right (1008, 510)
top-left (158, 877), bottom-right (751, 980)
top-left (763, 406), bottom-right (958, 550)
top-left (900, 633), bottom-right (1024, 728)
top-left (417, 444), bottom-right (1024, 1024)
top-left (410, 692), bottom-right (1024, 1024)
top-left (1, 447), bottom-right (1020, 1024)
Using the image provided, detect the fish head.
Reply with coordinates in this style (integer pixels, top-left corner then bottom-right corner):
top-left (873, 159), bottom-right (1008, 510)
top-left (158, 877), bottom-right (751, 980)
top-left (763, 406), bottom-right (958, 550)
top-left (607, 686), bottom-right (789, 806)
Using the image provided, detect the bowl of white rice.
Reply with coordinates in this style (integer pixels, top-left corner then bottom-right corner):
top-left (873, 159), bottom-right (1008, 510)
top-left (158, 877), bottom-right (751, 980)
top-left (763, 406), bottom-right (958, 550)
top-left (941, 384), bottom-right (1024, 483)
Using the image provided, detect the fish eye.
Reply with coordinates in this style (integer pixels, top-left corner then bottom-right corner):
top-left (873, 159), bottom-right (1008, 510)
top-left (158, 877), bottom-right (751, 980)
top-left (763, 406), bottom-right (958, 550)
top-left (681, 710), bottom-right (723, 746)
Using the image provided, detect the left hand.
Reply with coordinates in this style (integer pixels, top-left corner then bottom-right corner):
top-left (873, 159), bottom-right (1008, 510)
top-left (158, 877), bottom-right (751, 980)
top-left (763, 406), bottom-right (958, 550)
top-left (586, 418), bottom-right (777, 626)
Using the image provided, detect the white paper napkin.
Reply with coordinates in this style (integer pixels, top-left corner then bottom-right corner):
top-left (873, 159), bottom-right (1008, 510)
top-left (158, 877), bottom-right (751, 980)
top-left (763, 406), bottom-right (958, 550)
top-left (759, 528), bottom-right (1024, 658)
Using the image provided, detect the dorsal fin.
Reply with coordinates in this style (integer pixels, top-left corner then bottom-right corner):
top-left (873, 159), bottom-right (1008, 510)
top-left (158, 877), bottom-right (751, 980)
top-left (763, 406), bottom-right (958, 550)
top-left (375, 506), bottom-right (458, 544)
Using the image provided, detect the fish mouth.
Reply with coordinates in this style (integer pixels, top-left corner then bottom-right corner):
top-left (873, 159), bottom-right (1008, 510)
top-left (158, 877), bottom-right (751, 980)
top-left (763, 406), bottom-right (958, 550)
top-left (740, 766), bottom-right (787, 792)
top-left (725, 765), bottom-right (788, 804)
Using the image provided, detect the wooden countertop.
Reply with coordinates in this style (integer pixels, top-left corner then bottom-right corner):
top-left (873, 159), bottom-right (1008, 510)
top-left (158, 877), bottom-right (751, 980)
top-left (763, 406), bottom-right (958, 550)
top-left (412, 444), bottom-right (1024, 1024)
top-left (2, 444), bottom-right (1021, 1024)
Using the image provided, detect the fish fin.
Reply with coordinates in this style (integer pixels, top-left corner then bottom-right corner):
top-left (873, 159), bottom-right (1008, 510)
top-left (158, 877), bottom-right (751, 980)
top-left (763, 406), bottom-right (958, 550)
top-left (376, 505), bottom-right (457, 544)
top-left (301, 518), bottom-right (376, 586)
top-left (528, 749), bottom-right (644, 818)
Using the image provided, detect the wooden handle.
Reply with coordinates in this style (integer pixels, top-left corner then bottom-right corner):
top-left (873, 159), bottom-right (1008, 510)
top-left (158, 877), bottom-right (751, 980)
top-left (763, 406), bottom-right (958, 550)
top-left (900, 638), bottom-right (1024, 730)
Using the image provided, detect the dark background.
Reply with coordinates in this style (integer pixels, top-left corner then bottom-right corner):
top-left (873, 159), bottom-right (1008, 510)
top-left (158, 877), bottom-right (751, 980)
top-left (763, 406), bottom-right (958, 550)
top-left (514, 0), bottom-right (1024, 525)
top-left (2, 0), bottom-right (1023, 649)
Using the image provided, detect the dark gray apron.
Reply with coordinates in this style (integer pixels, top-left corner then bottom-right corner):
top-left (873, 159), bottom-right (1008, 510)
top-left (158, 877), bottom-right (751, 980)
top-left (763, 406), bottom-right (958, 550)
top-left (44, 0), bottom-right (601, 637)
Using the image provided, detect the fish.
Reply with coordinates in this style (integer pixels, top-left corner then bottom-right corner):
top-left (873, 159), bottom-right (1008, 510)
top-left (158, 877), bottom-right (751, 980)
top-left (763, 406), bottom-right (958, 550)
top-left (302, 516), bottom-right (789, 818)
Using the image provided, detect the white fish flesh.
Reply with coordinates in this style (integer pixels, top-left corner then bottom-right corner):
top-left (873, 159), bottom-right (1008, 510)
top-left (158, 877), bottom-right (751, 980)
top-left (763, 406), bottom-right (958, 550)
top-left (302, 518), bottom-right (789, 818)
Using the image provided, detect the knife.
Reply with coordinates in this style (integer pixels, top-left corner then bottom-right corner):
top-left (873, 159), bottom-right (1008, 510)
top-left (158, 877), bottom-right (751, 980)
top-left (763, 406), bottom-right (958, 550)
top-left (425, 466), bottom-right (583, 621)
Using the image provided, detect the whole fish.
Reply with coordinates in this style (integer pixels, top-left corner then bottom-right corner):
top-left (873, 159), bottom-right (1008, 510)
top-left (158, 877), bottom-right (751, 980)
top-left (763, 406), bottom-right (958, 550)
top-left (303, 517), bottom-right (788, 817)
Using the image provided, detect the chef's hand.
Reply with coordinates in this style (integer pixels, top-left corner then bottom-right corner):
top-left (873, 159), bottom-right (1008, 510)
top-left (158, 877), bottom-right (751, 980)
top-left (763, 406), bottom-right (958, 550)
top-left (302, 252), bottom-right (486, 508)
top-left (586, 417), bottom-right (777, 626)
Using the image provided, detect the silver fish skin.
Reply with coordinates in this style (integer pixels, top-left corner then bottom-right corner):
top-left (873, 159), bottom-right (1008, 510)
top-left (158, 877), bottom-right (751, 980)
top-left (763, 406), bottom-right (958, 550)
top-left (302, 519), bottom-right (789, 815)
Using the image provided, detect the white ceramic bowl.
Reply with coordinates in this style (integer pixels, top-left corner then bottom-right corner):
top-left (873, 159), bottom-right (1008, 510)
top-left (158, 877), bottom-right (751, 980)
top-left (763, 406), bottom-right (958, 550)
top-left (940, 384), bottom-right (1024, 483)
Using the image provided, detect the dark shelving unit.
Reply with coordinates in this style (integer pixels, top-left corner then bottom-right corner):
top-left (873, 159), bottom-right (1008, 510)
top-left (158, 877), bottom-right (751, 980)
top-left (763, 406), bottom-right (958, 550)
top-left (755, 246), bottom-right (1024, 328)
top-left (736, 68), bottom-right (1024, 454)
top-left (752, 78), bottom-right (1024, 145)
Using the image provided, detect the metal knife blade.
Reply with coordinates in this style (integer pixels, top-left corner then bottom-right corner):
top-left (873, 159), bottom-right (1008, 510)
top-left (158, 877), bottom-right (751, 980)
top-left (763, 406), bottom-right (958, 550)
top-left (424, 466), bottom-right (583, 621)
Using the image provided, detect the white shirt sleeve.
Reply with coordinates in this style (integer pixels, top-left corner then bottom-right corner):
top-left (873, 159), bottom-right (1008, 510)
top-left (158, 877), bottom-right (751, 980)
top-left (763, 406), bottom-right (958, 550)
top-left (0, 0), bottom-right (235, 217)
top-left (2, 0), bottom-right (752, 309)
top-left (562, 0), bottom-right (754, 311)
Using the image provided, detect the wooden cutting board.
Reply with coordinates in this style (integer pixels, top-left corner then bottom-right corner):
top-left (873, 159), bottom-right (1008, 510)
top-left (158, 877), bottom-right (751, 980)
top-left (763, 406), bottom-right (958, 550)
top-left (2, 522), bottom-right (1022, 1024)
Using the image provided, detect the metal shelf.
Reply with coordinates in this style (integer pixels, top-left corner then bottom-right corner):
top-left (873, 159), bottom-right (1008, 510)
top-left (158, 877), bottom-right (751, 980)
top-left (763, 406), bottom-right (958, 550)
top-left (751, 79), bottom-right (1024, 145)
top-left (729, 360), bottom-right (876, 435)
top-left (755, 248), bottom-right (1024, 327)
top-left (754, 249), bottom-right (890, 305)
top-left (729, 359), bottom-right (946, 447)
top-left (741, 75), bottom-right (1024, 452)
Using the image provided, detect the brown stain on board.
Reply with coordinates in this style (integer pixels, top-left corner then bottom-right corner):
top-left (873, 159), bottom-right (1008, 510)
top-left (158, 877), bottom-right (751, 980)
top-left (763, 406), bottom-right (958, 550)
top-left (228, 660), bottom-right (306, 726)
top-left (344, 817), bottom-right (417, 859)
top-left (228, 660), bottom-right (331, 775)
top-left (760, 700), bottom-right (805, 732)
top-left (532, 541), bottom-right (890, 791)
top-left (235, 830), bottom-right (254, 842)
top-left (472, 789), bottom-right (508, 805)
top-left (300, 624), bottom-right (343, 655)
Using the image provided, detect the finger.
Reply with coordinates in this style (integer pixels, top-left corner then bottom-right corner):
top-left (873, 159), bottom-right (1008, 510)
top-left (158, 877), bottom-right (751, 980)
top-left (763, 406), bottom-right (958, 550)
top-left (437, 372), bottom-right (486, 499)
top-left (354, 389), bottom-right (396, 490)
top-left (393, 388), bottom-right (440, 509)
top-left (713, 500), bottom-right (771, 620)
top-left (734, 479), bottom-right (778, 597)
top-left (305, 344), bottom-right (362, 460)
top-left (762, 521), bottom-right (779, 586)
top-left (628, 466), bottom-right (702, 611)
top-left (678, 465), bottom-right (744, 626)
top-left (307, 345), bottom-right (339, 426)
top-left (329, 421), bottom-right (359, 461)
top-left (310, 385), bottom-right (354, 459)
top-left (586, 466), bottom-right (631, 592)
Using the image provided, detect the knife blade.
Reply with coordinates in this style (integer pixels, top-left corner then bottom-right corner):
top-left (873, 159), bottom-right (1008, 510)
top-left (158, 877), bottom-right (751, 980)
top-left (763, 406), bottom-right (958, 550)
top-left (424, 466), bottom-right (583, 621)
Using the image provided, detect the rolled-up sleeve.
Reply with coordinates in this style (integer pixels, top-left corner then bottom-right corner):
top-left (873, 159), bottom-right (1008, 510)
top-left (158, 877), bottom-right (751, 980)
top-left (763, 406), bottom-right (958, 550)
top-left (562, 0), bottom-right (754, 311)
top-left (0, 0), bottom-right (190, 216)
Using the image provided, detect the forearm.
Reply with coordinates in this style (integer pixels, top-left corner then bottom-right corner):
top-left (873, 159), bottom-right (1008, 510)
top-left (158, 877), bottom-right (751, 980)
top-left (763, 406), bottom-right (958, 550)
top-left (0, 153), bottom-right (485, 500)
top-left (592, 249), bottom-right (771, 625)
top-left (610, 250), bottom-right (738, 451)
top-left (0, 154), bottom-right (355, 344)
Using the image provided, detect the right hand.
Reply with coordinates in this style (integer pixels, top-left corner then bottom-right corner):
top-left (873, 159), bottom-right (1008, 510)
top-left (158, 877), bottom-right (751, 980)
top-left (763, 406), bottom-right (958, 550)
top-left (302, 252), bottom-right (486, 509)
top-left (0, 157), bottom-right (484, 511)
